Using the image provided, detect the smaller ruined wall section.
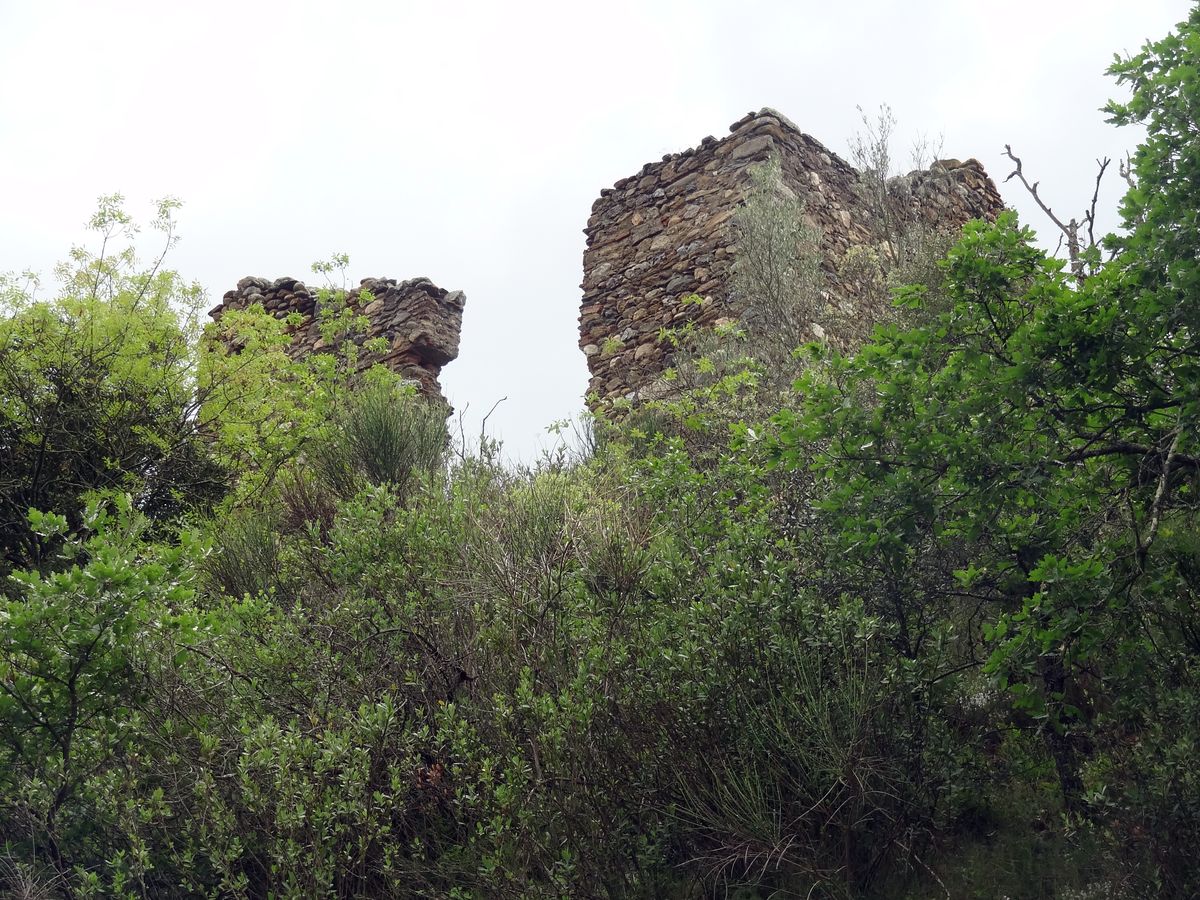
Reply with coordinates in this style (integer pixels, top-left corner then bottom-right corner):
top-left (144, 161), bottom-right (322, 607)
top-left (579, 109), bottom-right (1004, 405)
top-left (901, 161), bottom-right (1003, 226)
top-left (209, 276), bottom-right (465, 400)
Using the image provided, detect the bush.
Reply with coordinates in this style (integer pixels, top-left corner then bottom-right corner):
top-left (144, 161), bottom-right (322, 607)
top-left (0, 197), bottom-right (225, 576)
top-left (309, 380), bottom-right (448, 500)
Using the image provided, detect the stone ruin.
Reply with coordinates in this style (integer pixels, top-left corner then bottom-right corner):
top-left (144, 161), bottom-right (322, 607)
top-left (205, 108), bottom-right (1003, 413)
top-left (579, 108), bottom-right (1005, 405)
top-left (208, 275), bottom-right (466, 401)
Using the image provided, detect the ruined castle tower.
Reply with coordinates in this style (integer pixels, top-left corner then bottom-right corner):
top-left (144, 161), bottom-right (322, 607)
top-left (209, 275), bottom-right (465, 401)
top-left (579, 108), bottom-right (1005, 405)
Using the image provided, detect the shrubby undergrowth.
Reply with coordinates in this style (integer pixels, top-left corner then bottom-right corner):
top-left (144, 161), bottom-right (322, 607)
top-left (3, 10), bottom-right (1200, 898)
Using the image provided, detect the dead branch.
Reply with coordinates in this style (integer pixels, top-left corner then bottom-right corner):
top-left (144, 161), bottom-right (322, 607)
top-left (1084, 157), bottom-right (1111, 252)
top-left (1003, 144), bottom-right (1093, 287)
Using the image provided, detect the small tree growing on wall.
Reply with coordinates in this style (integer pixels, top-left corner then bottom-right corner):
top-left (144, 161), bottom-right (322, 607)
top-left (732, 154), bottom-right (827, 361)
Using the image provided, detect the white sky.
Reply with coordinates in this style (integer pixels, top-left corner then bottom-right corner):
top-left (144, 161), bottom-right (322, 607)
top-left (0, 1), bottom-right (1189, 459)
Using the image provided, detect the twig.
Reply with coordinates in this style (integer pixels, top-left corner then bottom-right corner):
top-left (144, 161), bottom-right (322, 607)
top-left (1084, 157), bottom-right (1112, 251)
top-left (1119, 152), bottom-right (1136, 192)
top-left (480, 395), bottom-right (506, 444)
top-left (1003, 145), bottom-right (1073, 237)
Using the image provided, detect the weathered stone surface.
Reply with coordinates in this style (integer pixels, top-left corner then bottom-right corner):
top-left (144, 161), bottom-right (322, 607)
top-left (209, 275), bottom-right (465, 402)
top-left (578, 108), bottom-right (1005, 405)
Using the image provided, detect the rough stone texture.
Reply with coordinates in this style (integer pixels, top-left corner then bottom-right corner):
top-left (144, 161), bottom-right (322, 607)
top-left (208, 276), bottom-right (465, 401)
top-left (579, 108), bottom-right (1005, 405)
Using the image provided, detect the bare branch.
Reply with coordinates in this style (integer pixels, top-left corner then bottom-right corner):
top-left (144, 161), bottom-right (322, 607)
top-left (1003, 145), bottom-right (1073, 235)
top-left (1084, 157), bottom-right (1112, 251)
top-left (1119, 152), bottom-right (1136, 191)
top-left (1003, 145), bottom-right (1091, 286)
top-left (1138, 427), bottom-right (1184, 569)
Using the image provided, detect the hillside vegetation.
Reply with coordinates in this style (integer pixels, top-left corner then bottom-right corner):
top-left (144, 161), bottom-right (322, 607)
top-left (2, 12), bottom-right (1200, 898)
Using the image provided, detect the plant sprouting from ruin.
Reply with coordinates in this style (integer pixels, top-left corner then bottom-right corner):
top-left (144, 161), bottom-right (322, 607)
top-left (731, 155), bottom-right (827, 362)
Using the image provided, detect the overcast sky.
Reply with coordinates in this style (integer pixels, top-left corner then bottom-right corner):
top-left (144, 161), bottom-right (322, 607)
top-left (0, 1), bottom-right (1189, 459)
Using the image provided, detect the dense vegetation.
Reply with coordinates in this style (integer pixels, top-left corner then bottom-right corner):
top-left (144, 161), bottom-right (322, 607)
top-left (2, 12), bottom-right (1199, 898)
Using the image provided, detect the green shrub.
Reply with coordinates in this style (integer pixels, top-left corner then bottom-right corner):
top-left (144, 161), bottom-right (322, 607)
top-left (310, 380), bottom-right (448, 500)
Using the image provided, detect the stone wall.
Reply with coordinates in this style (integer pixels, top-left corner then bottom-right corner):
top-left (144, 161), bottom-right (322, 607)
top-left (579, 108), bottom-right (1005, 405)
top-left (209, 276), bottom-right (465, 401)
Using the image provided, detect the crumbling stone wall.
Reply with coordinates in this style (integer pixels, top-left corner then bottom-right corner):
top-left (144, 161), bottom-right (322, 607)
top-left (209, 276), bottom-right (465, 400)
top-left (579, 108), bottom-right (1004, 404)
